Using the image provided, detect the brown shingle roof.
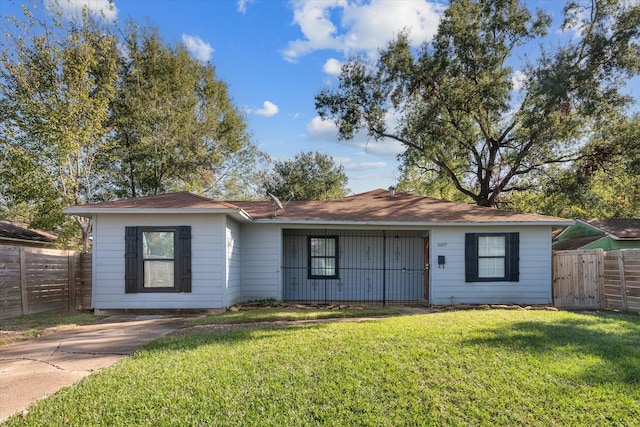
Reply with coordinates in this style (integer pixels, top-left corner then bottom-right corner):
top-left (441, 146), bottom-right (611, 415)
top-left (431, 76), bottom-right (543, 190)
top-left (585, 219), bottom-right (640, 239)
top-left (66, 189), bottom-right (571, 224)
top-left (233, 189), bottom-right (569, 224)
top-left (69, 192), bottom-right (241, 210)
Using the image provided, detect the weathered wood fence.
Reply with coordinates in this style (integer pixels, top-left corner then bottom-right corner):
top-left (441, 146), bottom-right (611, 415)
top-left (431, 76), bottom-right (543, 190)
top-left (0, 245), bottom-right (91, 319)
top-left (553, 249), bottom-right (640, 313)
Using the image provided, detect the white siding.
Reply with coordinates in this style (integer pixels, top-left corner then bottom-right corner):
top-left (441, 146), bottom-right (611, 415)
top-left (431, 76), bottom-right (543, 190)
top-left (225, 218), bottom-right (242, 306)
top-left (429, 226), bottom-right (553, 305)
top-left (240, 223), bottom-right (282, 301)
top-left (90, 213), bottom-right (553, 309)
top-left (92, 214), bottom-right (227, 309)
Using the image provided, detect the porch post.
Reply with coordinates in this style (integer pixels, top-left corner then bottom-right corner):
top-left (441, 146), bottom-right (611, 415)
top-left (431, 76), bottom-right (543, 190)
top-left (382, 230), bottom-right (386, 307)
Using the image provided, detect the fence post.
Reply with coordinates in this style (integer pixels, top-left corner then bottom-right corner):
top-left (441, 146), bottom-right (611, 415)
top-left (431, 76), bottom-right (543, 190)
top-left (597, 249), bottom-right (605, 309)
top-left (616, 251), bottom-right (628, 311)
top-left (67, 251), bottom-right (77, 312)
top-left (19, 246), bottom-right (28, 315)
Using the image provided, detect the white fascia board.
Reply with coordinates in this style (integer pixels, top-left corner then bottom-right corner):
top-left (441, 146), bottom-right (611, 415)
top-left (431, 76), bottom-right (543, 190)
top-left (609, 236), bottom-right (640, 241)
top-left (251, 219), bottom-right (575, 227)
top-left (63, 208), bottom-right (254, 222)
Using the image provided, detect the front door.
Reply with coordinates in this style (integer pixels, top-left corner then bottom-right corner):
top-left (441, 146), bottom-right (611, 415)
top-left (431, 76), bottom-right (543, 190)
top-left (423, 238), bottom-right (429, 301)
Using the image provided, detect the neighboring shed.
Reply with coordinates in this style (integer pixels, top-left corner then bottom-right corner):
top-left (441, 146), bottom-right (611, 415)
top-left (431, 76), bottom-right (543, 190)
top-left (0, 220), bottom-right (57, 248)
top-left (65, 189), bottom-right (572, 310)
top-left (553, 219), bottom-right (640, 250)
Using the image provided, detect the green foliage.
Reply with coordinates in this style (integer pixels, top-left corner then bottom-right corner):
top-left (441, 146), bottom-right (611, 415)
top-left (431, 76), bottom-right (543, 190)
top-left (199, 140), bottom-right (271, 201)
top-left (103, 24), bottom-right (255, 199)
top-left (397, 162), bottom-right (475, 204)
top-left (264, 151), bottom-right (349, 200)
top-left (316, 0), bottom-right (640, 207)
top-left (0, 2), bottom-right (120, 250)
top-left (5, 311), bottom-right (639, 425)
top-left (517, 114), bottom-right (640, 218)
top-left (0, 2), bottom-right (266, 246)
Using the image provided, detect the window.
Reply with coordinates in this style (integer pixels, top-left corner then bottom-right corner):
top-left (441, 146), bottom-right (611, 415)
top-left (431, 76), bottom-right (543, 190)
top-left (308, 236), bottom-right (339, 279)
top-left (143, 231), bottom-right (175, 288)
top-left (125, 226), bottom-right (191, 293)
top-left (465, 233), bottom-right (519, 282)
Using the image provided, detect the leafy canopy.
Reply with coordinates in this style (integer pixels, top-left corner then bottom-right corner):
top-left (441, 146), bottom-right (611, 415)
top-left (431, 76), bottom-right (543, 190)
top-left (316, 0), bottom-right (640, 207)
top-left (103, 24), bottom-right (254, 199)
top-left (264, 151), bottom-right (349, 201)
top-left (0, 2), bottom-right (265, 247)
top-left (0, 4), bottom-right (119, 249)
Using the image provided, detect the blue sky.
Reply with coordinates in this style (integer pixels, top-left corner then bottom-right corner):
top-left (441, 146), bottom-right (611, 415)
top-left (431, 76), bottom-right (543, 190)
top-left (3, 0), bottom-right (637, 195)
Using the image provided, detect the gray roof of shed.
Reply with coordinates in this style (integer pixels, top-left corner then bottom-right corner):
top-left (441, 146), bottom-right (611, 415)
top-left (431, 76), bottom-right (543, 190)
top-left (585, 219), bottom-right (640, 239)
top-left (0, 220), bottom-right (57, 244)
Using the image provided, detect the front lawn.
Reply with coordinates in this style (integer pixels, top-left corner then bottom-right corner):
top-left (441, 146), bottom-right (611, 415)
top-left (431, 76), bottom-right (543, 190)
top-left (4, 310), bottom-right (639, 426)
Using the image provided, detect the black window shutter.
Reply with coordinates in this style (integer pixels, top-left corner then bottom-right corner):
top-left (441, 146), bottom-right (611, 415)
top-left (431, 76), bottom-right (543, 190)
top-left (465, 233), bottom-right (478, 282)
top-left (124, 227), bottom-right (138, 293)
top-left (508, 232), bottom-right (520, 282)
top-left (176, 226), bottom-right (192, 293)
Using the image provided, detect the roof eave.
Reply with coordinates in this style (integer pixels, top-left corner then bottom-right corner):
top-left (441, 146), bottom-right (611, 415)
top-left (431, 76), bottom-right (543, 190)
top-left (63, 207), bottom-right (254, 222)
top-left (0, 236), bottom-right (56, 246)
top-left (251, 219), bottom-right (574, 227)
top-left (609, 236), bottom-right (640, 241)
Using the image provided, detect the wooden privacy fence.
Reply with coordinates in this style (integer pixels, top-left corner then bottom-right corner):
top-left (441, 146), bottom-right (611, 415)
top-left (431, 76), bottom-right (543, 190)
top-left (553, 249), bottom-right (640, 313)
top-left (0, 245), bottom-right (92, 319)
top-left (603, 249), bottom-right (640, 312)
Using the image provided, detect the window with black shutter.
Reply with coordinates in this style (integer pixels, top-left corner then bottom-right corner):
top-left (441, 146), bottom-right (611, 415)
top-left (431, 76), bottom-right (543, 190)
top-left (125, 226), bottom-right (191, 293)
top-left (465, 232), bottom-right (519, 282)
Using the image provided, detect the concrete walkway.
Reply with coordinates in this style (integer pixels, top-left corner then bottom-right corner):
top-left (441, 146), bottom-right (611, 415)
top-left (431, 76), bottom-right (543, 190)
top-left (0, 315), bottom-right (192, 422)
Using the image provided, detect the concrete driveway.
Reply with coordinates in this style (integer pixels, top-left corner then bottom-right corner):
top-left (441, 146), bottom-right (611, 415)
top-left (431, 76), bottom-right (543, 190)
top-left (0, 315), bottom-right (193, 422)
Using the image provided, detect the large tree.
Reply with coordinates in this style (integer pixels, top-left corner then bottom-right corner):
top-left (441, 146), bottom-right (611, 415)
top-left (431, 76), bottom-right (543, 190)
top-left (264, 151), bottom-right (349, 201)
top-left (0, 4), bottom-right (119, 250)
top-left (103, 24), bottom-right (254, 199)
top-left (1, 2), bottom-right (264, 249)
top-left (506, 113), bottom-right (640, 218)
top-left (200, 140), bottom-right (271, 201)
top-left (316, 0), bottom-right (640, 207)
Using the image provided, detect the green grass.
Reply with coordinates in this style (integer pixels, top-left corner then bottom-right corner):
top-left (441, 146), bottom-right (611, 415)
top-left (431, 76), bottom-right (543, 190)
top-left (184, 307), bottom-right (400, 327)
top-left (0, 312), bottom-right (105, 346)
top-left (4, 310), bottom-right (640, 426)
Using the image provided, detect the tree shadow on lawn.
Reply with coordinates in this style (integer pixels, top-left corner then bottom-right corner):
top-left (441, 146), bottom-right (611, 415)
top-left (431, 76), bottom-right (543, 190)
top-left (461, 312), bottom-right (640, 385)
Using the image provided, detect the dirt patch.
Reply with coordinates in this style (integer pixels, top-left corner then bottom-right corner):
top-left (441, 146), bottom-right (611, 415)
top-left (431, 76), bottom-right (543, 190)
top-left (0, 324), bottom-right (79, 346)
top-left (167, 316), bottom-right (393, 337)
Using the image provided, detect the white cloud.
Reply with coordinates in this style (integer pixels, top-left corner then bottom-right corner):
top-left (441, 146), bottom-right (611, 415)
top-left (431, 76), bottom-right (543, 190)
top-left (344, 161), bottom-right (387, 171)
top-left (307, 116), bottom-right (339, 140)
top-left (284, 0), bottom-right (442, 61)
top-left (306, 115), bottom-right (405, 157)
top-left (323, 58), bottom-right (343, 76)
top-left (255, 101), bottom-right (279, 117)
top-left (512, 71), bottom-right (528, 91)
top-left (182, 34), bottom-right (214, 62)
top-left (357, 139), bottom-right (405, 157)
top-left (332, 156), bottom-right (353, 164)
top-left (47, 0), bottom-right (117, 20)
top-left (237, 0), bottom-right (254, 14)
